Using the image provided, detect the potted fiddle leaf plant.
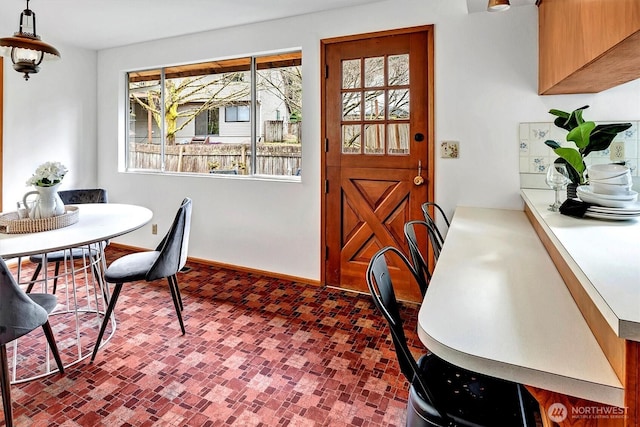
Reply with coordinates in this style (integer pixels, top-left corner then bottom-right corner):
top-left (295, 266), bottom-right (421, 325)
top-left (544, 105), bottom-right (632, 188)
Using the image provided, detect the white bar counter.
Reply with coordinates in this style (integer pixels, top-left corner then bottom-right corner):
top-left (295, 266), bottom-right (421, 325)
top-left (521, 188), bottom-right (640, 341)
top-left (416, 202), bottom-right (624, 407)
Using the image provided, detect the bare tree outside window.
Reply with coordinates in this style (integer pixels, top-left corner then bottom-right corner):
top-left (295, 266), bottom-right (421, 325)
top-left (126, 51), bottom-right (303, 176)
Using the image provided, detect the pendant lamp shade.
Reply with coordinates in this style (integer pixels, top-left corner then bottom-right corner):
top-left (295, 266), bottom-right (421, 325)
top-left (0, 0), bottom-right (60, 81)
top-left (488, 0), bottom-right (511, 12)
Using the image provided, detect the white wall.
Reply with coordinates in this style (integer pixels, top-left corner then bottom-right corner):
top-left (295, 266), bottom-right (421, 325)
top-left (3, 42), bottom-right (98, 207)
top-left (89, 0), bottom-right (637, 281)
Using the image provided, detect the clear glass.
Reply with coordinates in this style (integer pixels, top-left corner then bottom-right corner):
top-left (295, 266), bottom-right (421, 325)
top-left (388, 89), bottom-right (409, 120)
top-left (342, 92), bottom-right (361, 121)
top-left (364, 124), bottom-right (384, 154)
top-left (364, 91), bottom-right (384, 120)
top-left (546, 163), bottom-right (570, 211)
top-left (364, 57), bottom-right (384, 88)
top-left (256, 59), bottom-right (303, 175)
top-left (342, 59), bottom-right (361, 89)
top-left (125, 52), bottom-right (302, 176)
top-left (388, 54), bottom-right (409, 86)
top-left (342, 125), bottom-right (361, 154)
top-left (128, 70), bottom-right (162, 171)
top-left (387, 123), bottom-right (410, 155)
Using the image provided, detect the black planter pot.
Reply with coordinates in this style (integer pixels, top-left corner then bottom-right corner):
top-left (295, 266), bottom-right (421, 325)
top-left (566, 183), bottom-right (578, 199)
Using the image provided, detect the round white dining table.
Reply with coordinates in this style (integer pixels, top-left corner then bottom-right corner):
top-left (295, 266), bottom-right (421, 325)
top-left (0, 203), bottom-right (152, 259)
top-left (0, 203), bottom-right (152, 383)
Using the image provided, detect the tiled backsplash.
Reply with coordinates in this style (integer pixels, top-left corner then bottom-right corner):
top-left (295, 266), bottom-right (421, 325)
top-left (519, 121), bottom-right (639, 189)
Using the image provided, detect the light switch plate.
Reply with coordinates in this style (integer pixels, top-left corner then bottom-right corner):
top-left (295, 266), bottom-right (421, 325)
top-left (610, 141), bottom-right (625, 161)
top-left (441, 141), bottom-right (459, 158)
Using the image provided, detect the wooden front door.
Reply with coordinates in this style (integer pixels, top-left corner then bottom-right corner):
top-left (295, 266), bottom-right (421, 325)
top-left (321, 26), bottom-right (434, 302)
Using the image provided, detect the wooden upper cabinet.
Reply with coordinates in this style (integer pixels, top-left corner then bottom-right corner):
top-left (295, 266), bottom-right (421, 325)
top-left (538, 0), bottom-right (640, 95)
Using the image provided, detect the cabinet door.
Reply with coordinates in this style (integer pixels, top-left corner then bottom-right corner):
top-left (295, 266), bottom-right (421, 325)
top-left (538, 0), bottom-right (640, 95)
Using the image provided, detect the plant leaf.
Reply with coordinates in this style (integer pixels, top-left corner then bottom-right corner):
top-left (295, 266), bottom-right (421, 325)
top-left (553, 147), bottom-right (585, 184)
top-left (554, 157), bottom-right (580, 185)
top-left (544, 139), bottom-right (561, 149)
top-left (551, 105), bottom-right (589, 131)
top-left (582, 122), bottom-right (633, 156)
top-left (548, 109), bottom-right (569, 119)
top-left (567, 121), bottom-right (595, 149)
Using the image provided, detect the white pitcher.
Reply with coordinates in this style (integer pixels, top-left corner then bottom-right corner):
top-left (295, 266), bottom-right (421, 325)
top-left (23, 183), bottom-right (65, 219)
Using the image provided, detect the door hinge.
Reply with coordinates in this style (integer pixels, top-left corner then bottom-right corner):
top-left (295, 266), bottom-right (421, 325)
top-left (325, 180), bottom-right (329, 193)
top-left (324, 138), bottom-right (329, 152)
top-left (325, 246), bottom-right (329, 260)
top-left (325, 64), bottom-right (329, 79)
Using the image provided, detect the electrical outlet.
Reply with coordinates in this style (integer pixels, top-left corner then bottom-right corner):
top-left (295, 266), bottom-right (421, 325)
top-left (152, 224), bottom-right (158, 235)
top-left (610, 141), bottom-right (625, 161)
top-left (441, 141), bottom-right (459, 158)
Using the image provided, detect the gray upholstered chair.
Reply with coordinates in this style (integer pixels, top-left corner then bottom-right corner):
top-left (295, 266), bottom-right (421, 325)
top-left (25, 189), bottom-right (108, 294)
top-left (0, 257), bottom-right (64, 427)
top-left (90, 197), bottom-right (192, 362)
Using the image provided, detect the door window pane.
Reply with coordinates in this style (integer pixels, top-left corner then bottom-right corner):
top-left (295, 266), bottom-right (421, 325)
top-left (342, 59), bottom-right (361, 89)
top-left (342, 125), bottom-right (361, 154)
top-left (364, 91), bottom-right (385, 120)
top-left (388, 54), bottom-right (409, 86)
top-left (387, 123), bottom-right (410, 155)
top-left (388, 89), bottom-right (409, 120)
top-left (364, 124), bottom-right (385, 154)
top-left (342, 93), bottom-right (361, 121)
top-left (364, 57), bottom-right (384, 88)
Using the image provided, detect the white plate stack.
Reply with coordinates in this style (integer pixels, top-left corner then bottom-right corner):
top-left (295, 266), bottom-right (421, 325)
top-left (576, 164), bottom-right (639, 220)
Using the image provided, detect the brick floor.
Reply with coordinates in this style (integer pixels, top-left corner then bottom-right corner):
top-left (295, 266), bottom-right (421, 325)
top-left (2, 246), bottom-right (422, 426)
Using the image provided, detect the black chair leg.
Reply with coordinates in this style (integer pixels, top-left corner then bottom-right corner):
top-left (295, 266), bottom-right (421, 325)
top-left (170, 274), bottom-right (184, 311)
top-left (90, 283), bottom-right (123, 362)
top-left (1, 345), bottom-right (13, 427)
top-left (167, 275), bottom-right (186, 335)
top-left (25, 260), bottom-right (61, 294)
top-left (41, 321), bottom-right (64, 374)
top-left (25, 264), bottom-right (42, 293)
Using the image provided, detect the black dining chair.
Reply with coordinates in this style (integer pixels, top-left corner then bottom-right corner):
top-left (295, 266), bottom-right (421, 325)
top-left (25, 188), bottom-right (108, 294)
top-left (420, 202), bottom-right (450, 262)
top-left (90, 197), bottom-right (192, 362)
top-left (403, 220), bottom-right (432, 297)
top-left (0, 257), bottom-right (65, 427)
top-left (420, 202), bottom-right (449, 257)
top-left (366, 246), bottom-right (538, 427)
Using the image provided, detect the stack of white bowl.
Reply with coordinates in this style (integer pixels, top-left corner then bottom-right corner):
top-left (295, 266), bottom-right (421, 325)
top-left (577, 164), bottom-right (637, 208)
top-left (588, 164), bottom-right (632, 194)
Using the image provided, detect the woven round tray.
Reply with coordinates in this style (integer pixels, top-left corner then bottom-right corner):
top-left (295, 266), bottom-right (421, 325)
top-left (0, 206), bottom-right (79, 234)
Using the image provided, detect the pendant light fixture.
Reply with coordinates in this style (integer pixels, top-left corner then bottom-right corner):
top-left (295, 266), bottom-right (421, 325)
top-left (487, 0), bottom-right (511, 12)
top-left (0, 0), bottom-right (60, 81)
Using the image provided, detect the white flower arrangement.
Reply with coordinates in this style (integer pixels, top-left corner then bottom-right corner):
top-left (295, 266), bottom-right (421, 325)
top-left (26, 161), bottom-right (68, 187)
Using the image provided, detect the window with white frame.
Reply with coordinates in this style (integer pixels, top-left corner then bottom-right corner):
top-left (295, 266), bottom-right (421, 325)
top-left (225, 105), bottom-right (250, 122)
top-left (126, 51), bottom-right (302, 177)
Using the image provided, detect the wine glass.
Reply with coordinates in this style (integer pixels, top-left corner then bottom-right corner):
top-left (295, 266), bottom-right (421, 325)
top-left (546, 163), bottom-right (571, 212)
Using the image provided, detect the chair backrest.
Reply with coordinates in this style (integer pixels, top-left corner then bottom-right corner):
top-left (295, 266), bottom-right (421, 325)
top-left (421, 202), bottom-right (449, 248)
top-left (366, 246), bottom-right (443, 415)
top-left (147, 198), bottom-right (192, 281)
top-left (403, 220), bottom-right (431, 297)
top-left (59, 189), bottom-right (108, 205)
top-left (0, 257), bottom-right (49, 345)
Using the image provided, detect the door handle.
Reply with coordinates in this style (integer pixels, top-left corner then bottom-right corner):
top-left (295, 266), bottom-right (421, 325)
top-left (414, 161), bottom-right (424, 186)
